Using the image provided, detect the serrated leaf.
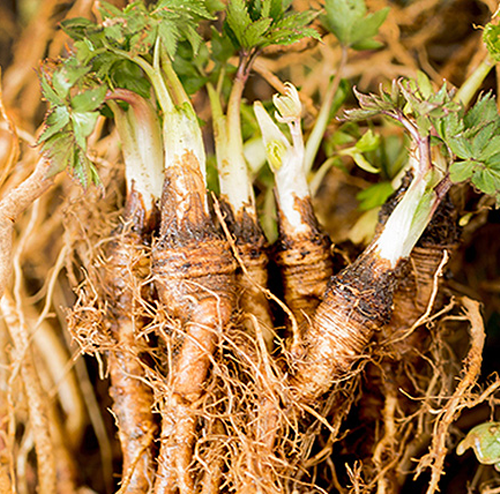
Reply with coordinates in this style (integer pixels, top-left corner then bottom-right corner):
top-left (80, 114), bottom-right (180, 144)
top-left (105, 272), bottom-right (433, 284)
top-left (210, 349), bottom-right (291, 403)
top-left (472, 122), bottom-right (498, 157)
top-left (226, 0), bottom-right (254, 48)
top-left (349, 7), bottom-right (389, 48)
top-left (52, 62), bottom-right (90, 99)
top-left (41, 132), bottom-right (76, 177)
top-left (40, 72), bottom-right (62, 106)
top-left (471, 165), bottom-right (500, 197)
top-left (449, 160), bottom-right (475, 183)
top-left (448, 135), bottom-right (472, 160)
top-left (72, 149), bottom-right (91, 189)
top-left (71, 111), bottom-right (100, 149)
top-left (158, 20), bottom-right (181, 57)
top-left (71, 85), bottom-right (108, 113)
top-left (465, 93), bottom-right (498, 129)
top-left (38, 106), bottom-right (70, 143)
top-left (60, 17), bottom-right (96, 41)
top-left (243, 16), bottom-right (273, 47)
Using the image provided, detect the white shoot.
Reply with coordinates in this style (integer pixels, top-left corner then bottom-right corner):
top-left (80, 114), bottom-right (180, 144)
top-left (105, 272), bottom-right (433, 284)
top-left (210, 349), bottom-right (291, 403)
top-left (254, 84), bottom-right (311, 234)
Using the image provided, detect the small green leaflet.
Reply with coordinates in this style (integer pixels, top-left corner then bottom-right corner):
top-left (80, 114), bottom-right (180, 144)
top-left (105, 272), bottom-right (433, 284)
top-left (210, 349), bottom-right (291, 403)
top-left (38, 58), bottom-right (107, 188)
top-left (457, 422), bottom-right (500, 471)
top-left (357, 181), bottom-right (394, 210)
top-left (441, 94), bottom-right (500, 205)
top-left (321, 0), bottom-right (389, 50)
top-left (224, 0), bottom-right (320, 52)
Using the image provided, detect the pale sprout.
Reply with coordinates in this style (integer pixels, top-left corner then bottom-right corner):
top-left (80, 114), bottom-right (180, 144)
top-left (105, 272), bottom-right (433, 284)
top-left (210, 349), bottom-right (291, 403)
top-left (266, 140), bottom-right (288, 171)
top-left (273, 83), bottom-right (302, 124)
top-left (254, 101), bottom-right (290, 172)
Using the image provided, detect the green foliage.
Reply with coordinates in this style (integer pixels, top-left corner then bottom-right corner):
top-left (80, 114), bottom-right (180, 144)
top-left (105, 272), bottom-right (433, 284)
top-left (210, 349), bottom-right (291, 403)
top-left (357, 181), bottom-right (394, 210)
top-left (224, 0), bottom-right (320, 52)
top-left (438, 93), bottom-right (500, 205)
top-left (483, 20), bottom-right (500, 63)
top-left (346, 72), bottom-right (500, 206)
top-left (40, 0), bottom-right (215, 188)
top-left (321, 0), bottom-right (389, 50)
top-left (38, 59), bottom-right (107, 187)
top-left (339, 129), bottom-right (381, 173)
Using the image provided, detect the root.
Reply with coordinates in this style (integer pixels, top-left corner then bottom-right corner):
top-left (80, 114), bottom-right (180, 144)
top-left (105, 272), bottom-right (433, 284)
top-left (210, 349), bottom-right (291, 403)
top-left (0, 158), bottom-right (54, 299)
top-left (415, 297), bottom-right (491, 494)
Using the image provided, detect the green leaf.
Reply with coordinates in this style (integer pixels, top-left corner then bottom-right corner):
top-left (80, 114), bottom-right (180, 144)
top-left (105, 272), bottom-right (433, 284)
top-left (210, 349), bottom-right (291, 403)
top-left (243, 16), bottom-right (273, 47)
top-left (41, 132), bottom-right (76, 177)
top-left (40, 72), bottom-right (63, 106)
top-left (416, 70), bottom-right (433, 99)
top-left (60, 17), bottom-right (97, 41)
top-left (111, 60), bottom-right (152, 99)
top-left (352, 152), bottom-right (380, 173)
top-left (226, 0), bottom-right (256, 49)
top-left (71, 85), bottom-right (108, 113)
top-left (464, 93), bottom-right (498, 130)
top-left (38, 106), bottom-right (70, 143)
top-left (322, 0), bottom-right (365, 45)
top-left (210, 26), bottom-right (236, 62)
top-left (483, 22), bottom-right (500, 63)
top-left (71, 111), bottom-right (100, 149)
top-left (322, 0), bottom-right (387, 49)
top-left (457, 422), bottom-right (500, 469)
top-left (471, 165), bottom-right (500, 197)
top-left (52, 61), bottom-right (90, 99)
top-left (349, 8), bottom-right (389, 49)
top-left (355, 129), bottom-right (380, 152)
top-left (351, 38), bottom-right (384, 50)
top-left (448, 135), bottom-right (472, 160)
top-left (357, 181), bottom-right (394, 210)
top-left (225, 0), bottom-right (319, 51)
top-left (449, 160), bottom-right (475, 183)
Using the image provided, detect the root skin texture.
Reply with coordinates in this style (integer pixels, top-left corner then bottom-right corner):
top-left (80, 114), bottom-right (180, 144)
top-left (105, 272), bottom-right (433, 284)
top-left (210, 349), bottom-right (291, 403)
top-left (104, 189), bottom-right (157, 493)
top-left (220, 201), bottom-right (274, 346)
top-left (292, 248), bottom-right (400, 402)
top-left (274, 195), bottom-right (333, 328)
top-left (152, 151), bottom-right (235, 493)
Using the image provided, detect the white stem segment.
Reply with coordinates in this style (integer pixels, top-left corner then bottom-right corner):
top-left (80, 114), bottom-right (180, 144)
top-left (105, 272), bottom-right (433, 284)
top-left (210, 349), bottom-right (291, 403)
top-left (217, 73), bottom-right (256, 218)
top-left (254, 94), bottom-right (310, 234)
top-left (132, 48), bottom-right (207, 185)
top-left (108, 98), bottom-right (164, 215)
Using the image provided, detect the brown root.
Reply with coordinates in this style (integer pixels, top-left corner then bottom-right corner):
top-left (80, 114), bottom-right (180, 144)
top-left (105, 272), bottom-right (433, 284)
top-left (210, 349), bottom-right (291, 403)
top-left (274, 195), bottom-right (333, 329)
top-left (102, 192), bottom-right (158, 493)
top-left (291, 248), bottom-right (400, 402)
top-left (152, 154), bottom-right (236, 492)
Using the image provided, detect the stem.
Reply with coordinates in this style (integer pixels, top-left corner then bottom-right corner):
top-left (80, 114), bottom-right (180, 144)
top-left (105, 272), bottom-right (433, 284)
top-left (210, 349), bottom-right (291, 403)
top-left (374, 167), bottom-right (437, 267)
top-left (219, 54), bottom-right (257, 219)
top-left (304, 45), bottom-right (348, 174)
top-left (454, 55), bottom-right (494, 107)
top-left (106, 93), bottom-right (164, 217)
top-left (159, 52), bottom-right (190, 107)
